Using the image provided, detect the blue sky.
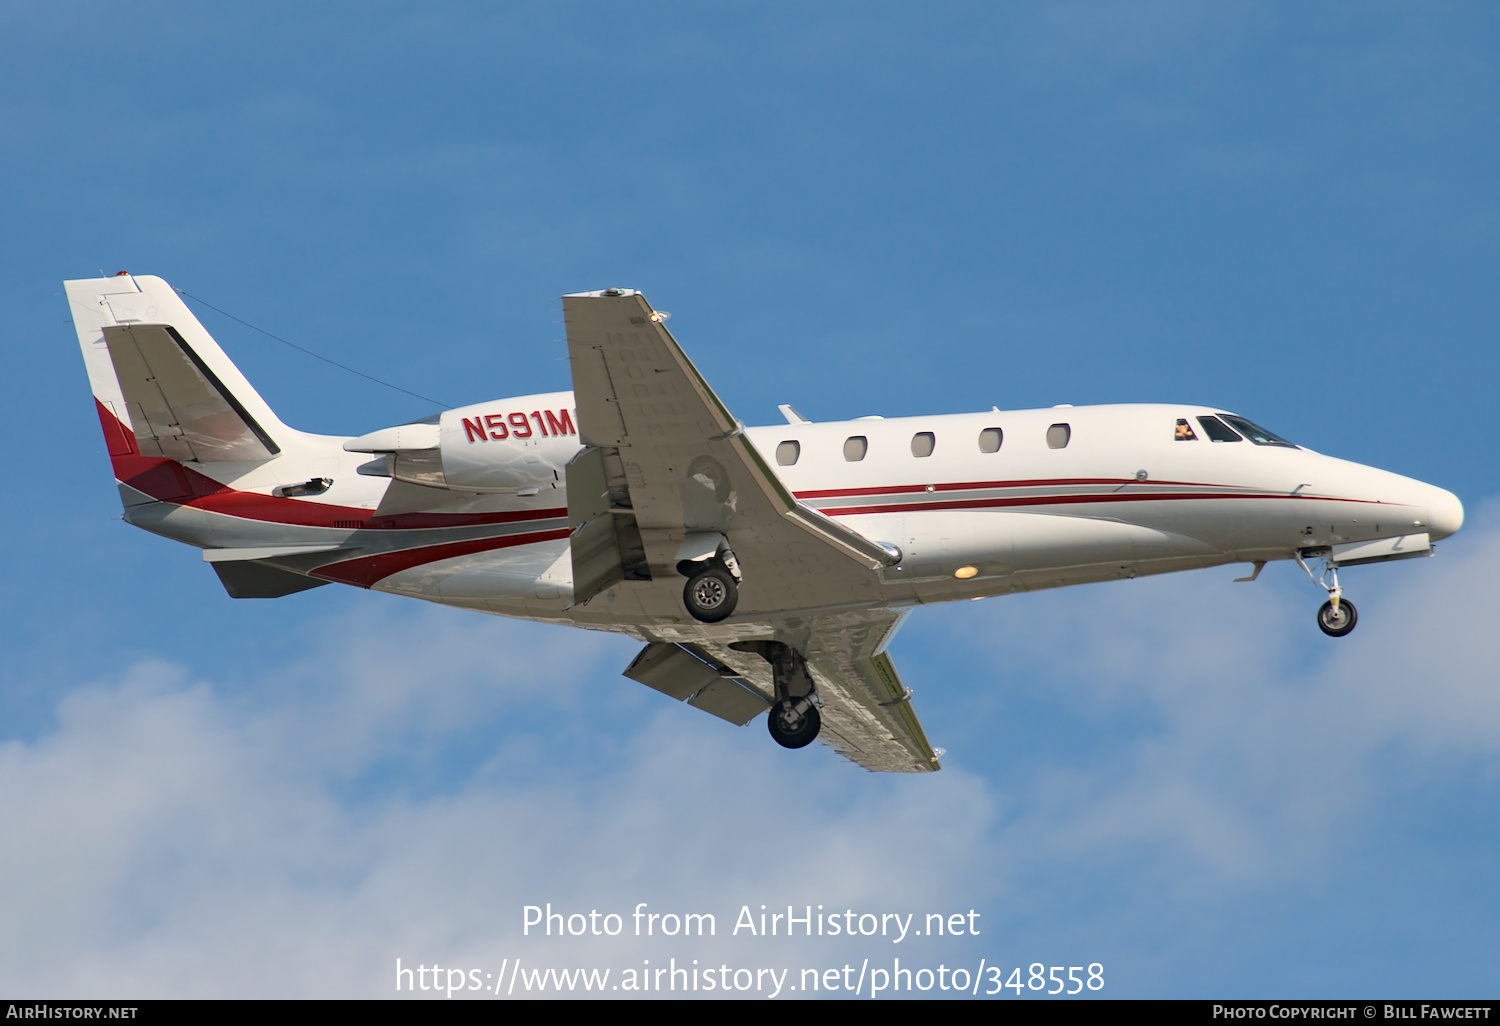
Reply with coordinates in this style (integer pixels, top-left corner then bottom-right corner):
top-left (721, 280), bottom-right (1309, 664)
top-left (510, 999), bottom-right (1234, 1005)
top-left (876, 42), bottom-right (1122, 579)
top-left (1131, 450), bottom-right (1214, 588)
top-left (3, 2), bottom-right (1498, 998)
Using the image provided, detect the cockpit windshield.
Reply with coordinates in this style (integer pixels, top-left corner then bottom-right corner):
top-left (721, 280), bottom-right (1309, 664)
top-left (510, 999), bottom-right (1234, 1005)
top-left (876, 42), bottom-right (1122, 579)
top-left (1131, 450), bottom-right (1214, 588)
top-left (1220, 414), bottom-right (1298, 448)
top-left (1196, 415), bottom-right (1241, 442)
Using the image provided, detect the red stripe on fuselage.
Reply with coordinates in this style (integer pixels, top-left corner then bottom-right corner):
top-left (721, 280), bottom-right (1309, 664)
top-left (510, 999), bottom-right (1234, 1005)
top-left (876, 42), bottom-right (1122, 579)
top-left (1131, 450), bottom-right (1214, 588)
top-left (818, 491), bottom-right (1391, 517)
top-left (793, 477), bottom-right (1250, 500)
top-left (96, 399), bottom-right (565, 530)
top-left (310, 528), bottom-right (573, 588)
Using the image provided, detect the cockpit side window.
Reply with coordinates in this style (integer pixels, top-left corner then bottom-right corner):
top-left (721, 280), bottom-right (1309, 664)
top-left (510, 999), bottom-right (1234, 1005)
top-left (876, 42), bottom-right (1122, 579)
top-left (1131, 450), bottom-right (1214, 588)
top-left (1174, 418), bottom-right (1198, 441)
top-left (1221, 415), bottom-right (1298, 448)
top-left (1196, 416), bottom-right (1243, 442)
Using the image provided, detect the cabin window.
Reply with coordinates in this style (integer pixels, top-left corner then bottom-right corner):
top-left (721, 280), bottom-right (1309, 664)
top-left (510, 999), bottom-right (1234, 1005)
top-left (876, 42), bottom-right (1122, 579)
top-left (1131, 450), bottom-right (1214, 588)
top-left (1196, 416), bottom-right (1242, 442)
top-left (1046, 423), bottom-right (1071, 449)
top-left (911, 432), bottom-right (935, 457)
top-left (843, 436), bottom-right (868, 461)
top-left (978, 427), bottom-right (1003, 453)
top-left (1174, 418), bottom-right (1198, 441)
top-left (776, 440), bottom-right (801, 465)
top-left (1220, 414), bottom-right (1298, 448)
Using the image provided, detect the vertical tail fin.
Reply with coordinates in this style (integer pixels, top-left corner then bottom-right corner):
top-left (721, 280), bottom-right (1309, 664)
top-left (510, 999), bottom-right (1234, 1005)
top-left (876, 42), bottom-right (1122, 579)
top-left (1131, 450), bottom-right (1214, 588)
top-left (64, 274), bottom-right (291, 465)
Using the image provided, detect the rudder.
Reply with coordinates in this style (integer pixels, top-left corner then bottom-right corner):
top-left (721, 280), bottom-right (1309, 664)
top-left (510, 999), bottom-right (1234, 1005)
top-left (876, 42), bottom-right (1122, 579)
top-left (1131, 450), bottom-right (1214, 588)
top-left (64, 273), bottom-right (291, 466)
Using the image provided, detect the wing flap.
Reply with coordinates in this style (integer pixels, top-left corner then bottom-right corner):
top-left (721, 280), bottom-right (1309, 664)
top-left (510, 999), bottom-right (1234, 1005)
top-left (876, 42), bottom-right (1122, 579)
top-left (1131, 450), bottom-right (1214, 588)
top-left (623, 641), bottom-right (771, 726)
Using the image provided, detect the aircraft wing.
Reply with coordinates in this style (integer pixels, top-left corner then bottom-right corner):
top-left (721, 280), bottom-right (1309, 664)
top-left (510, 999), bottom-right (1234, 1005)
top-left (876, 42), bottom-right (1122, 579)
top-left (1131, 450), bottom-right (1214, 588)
top-left (563, 289), bottom-right (898, 613)
top-left (716, 610), bottom-right (939, 772)
top-left (632, 609), bottom-right (940, 773)
top-left (801, 611), bottom-right (939, 772)
top-left (564, 290), bottom-right (939, 772)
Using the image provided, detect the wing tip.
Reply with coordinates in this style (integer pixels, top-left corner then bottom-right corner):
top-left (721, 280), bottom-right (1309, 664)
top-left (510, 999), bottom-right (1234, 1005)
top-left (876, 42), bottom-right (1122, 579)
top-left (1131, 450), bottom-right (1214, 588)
top-left (562, 287), bottom-right (641, 299)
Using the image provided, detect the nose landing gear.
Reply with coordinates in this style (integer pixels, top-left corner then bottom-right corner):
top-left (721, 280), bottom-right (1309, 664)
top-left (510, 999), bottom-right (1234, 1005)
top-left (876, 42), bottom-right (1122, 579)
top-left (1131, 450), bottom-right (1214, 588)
top-left (1316, 598), bottom-right (1358, 637)
top-left (1297, 550), bottom-right (1359, 638)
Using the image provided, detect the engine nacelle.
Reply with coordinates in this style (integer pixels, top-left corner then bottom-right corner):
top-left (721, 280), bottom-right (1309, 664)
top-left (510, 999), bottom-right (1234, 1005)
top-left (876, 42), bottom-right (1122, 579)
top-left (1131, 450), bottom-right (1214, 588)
top-left (345, 391), bottom-right (583, 493)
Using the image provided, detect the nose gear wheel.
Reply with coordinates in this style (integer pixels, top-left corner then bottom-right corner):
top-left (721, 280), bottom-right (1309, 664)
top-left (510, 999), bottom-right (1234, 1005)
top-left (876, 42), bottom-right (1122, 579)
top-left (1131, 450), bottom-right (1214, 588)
top-left (1317, 598), bottom-right (1358, 637)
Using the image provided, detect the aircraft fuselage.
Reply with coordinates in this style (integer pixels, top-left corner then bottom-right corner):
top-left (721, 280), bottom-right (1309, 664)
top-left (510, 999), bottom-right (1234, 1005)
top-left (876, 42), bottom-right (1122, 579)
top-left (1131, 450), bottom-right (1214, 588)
top-left (116, 394), bottom-right (1461, 636)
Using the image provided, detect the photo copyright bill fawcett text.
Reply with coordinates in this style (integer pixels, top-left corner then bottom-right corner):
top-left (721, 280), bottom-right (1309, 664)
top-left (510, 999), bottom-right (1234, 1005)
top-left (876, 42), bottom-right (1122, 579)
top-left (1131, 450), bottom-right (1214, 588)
top-left (392, 903), bottom-right (1106, 998)
top-left (1214, 1008), bottom-right (1492, 1021)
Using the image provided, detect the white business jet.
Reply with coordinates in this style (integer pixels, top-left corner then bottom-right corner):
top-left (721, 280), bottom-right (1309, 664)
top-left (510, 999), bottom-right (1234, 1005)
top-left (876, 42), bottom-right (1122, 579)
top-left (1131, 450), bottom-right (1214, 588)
top-left (66, 274), bottom-right (1463, 772)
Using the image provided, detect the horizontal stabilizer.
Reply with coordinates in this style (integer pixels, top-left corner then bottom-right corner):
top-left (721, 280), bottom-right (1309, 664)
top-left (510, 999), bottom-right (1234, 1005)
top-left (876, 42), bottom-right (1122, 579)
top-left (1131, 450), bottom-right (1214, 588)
top-left (343, 420), bottom-right (441, 453)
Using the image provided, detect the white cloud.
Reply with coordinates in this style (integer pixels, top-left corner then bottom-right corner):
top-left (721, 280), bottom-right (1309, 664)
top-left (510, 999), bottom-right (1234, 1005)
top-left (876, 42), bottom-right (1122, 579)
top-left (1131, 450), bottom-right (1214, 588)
top-left (939, 502), bottom-right (1500, 889)
top-left (3, 512), bottom-right (1498, 997)
top-left (0, 606), bottom-right (1000, 997)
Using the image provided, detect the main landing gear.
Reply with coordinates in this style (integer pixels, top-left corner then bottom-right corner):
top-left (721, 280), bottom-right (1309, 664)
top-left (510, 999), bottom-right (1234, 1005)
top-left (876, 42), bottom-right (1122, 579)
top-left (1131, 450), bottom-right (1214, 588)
top-left (679, 547), bottom-right (742, 624)
top-left (768, 696), bottom-right (821, 749)
top-left (732, 640), bottom-right (822, 749)
top-left (683, 565), bottom-right (737, 622)
top-left (1296, 550), bottom-right (1358, 638)
top-left (677, 536), bottom-right (823, 750)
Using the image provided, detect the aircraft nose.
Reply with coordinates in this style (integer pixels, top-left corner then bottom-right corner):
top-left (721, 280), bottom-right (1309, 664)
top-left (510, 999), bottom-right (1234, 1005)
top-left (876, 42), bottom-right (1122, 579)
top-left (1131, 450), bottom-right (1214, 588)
top-left (1423, 486), bottom-right (1464, 541)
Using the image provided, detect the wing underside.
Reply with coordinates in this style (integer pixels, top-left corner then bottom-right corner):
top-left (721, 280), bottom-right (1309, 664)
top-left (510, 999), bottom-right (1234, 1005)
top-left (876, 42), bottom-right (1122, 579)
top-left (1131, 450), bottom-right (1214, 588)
top-left (626, 611), bottom-right (938, 772)
top-left (564, 289), bottom-right (939, 771)
top-left (719, 611), bottom-right (939, 772)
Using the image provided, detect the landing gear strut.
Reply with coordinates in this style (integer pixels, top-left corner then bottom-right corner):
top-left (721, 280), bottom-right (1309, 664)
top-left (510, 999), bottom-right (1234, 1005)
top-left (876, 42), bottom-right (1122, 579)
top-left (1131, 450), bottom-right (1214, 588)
top-left (1297, 550), bottom-right (1359, 638)
top-left (732, 640), bottom-right (822, 749)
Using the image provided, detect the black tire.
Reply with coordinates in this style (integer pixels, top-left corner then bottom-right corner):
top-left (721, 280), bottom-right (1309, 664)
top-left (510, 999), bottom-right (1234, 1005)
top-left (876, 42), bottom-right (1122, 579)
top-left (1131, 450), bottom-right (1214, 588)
top-left (1317, 598), bottom-right (1358, 637)
top-left (683, 566), bottom-right (737, 623)
top-left (767, 699), bottom-right (821, 749)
